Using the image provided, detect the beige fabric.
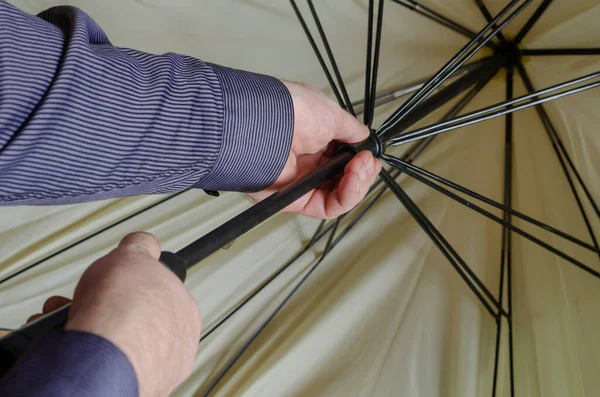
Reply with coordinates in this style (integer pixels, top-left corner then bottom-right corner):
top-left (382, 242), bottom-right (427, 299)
top-left (1, 1), bottom-right (599, 396)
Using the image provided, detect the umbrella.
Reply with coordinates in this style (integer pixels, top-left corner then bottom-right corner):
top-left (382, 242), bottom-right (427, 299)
top-left (1, 0), bottom-right (599, 395)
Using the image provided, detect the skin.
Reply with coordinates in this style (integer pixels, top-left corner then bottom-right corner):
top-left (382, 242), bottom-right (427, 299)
top-left (27, 81), bottom-right (382, 396)
top-left (248, 81), bottom-right (382, 219)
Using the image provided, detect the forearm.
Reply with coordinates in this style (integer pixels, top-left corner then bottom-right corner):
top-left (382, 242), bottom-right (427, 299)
top-left (0, 2), bottom-right (293, 205)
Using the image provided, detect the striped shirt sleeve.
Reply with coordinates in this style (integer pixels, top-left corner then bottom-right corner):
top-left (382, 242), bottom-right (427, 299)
top-left (0, 1), bottom-right (294, 205)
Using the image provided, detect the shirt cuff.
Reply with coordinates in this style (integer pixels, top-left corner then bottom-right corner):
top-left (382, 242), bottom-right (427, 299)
top-left (198, 65), bottom-right (294, 192)
top-left (0, 330), bottom-right (138, 397)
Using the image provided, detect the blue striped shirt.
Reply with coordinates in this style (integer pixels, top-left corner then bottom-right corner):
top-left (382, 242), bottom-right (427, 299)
top-left (0, 1), bottom-right (294, 205)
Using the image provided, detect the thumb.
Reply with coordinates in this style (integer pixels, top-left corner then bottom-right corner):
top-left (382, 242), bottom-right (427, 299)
top-left (334, 110), bottom-right (370, 144)
top-left (118, 232), bottom-right (161, 260)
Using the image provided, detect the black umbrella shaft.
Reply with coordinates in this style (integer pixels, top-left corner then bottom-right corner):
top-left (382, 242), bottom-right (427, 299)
top-left (175, 55), bottom-right (505, 270)
top-left (177, 150), bottom-right (354, 268)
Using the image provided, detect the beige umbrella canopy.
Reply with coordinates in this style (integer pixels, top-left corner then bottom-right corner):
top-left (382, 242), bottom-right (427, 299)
top-left (1, 0), bottom-right (599, 396)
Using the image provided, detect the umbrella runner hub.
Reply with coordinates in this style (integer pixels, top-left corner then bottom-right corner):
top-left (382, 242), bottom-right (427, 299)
top-left (495, 40), bottom-right (522, 68)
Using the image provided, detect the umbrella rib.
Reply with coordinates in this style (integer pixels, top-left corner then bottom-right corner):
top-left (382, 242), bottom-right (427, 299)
top-left (377, 0), bottom-right (532, 137)
top-left (323, 217), bottom-right (341, 255)
top-left (291, 0), bottom-right (354, 251)
top-left (289, 0), bottom-right (345, 109)
top-left (492, 65), bottom-right (514, 397)
top-left (354, 82), bottom-right (423, 108)
top-left (506, 67), bottom-right (516, 397)
top-left (514, 0), bottom-right (554, 44)
top-left (363, 0), bottom-right (375, 125)
top-left (0, 190), bottom-right (189, 286)
top-left (522, 48), bottom-right (600, 56)
top-left (308, 219), bottom-right (326, 246)
top-left (516, 62), bottom-right (600, 262)
top-left (473, 0), bottom-right (507, 43)
top-left (381, 157), bottom-right (599, 253)
top-left (392, 75), bottom-right (495, 163)
top-left (306, 0), bottom-right (355, 115)
top-left (353, 58), bottom-right (490, 114)
top-left (386, 71), bottom-right (600, 146)
top-left (390, 0), bottom-right (497, 49)
top-left (365, 0), bottom-right (385, 128)
top-left (379, 169), bottom-right (500, 318)
top-left (383, 156), bottom-right (600, 280)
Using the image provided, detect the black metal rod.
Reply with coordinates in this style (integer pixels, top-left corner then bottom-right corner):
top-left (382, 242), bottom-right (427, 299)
top-left (493, 65), bottom-right (514, 397)
top-left (178, 151), bottom-right (353, 268)
top-left (382, 74), bottom-right (491, 183)
top-left (308, 219), bottom-right (326, 246)
top-left (397, 75), bottom-right (494, 164)
top-left (391, 0), bottom-right (497, 49)
top-left (379, 169), bottom-right (499, 318)
top-left (506, 66), bottom-right (516, 397)
top-left (356, 92), bottom-right (413, 116)
top-left (385, 158), bottom-right (598, 252)
top-left (516, 64), bottom-right (600, 221)
top-left (378, 0), bottom-right (531, 137)
top-left (385, 157), bottom-right (600, 280)
top-left (323, 217), bottom-right (341, 254)
top-left (522, 48), bottom-right (600, 56)
top-left (474, 0), bottom-right (507, 43)
top-left (366, 0), bottom-right (385, 127)
top-left (388, 74), bottom-right (600, 146)
top-left (354, 84), bottom-right (422, 108)
top-left (352, 57), bottom-right (490, 108)
top-left (383, 165), bottom-right (512, 317)
top-left (516, 62), bottom-right (600, 262)
top-left (388, 70), bottom-right (493, 183)
top-left (380, 55), bottom-right (504, 140)
top-left (389, 69), bottom-right (600, 145)
top-left (514, 0), bottom-right (553, 44)
top-left (0, 191), bottom-right (189, 286)
top-left (306, 0), bottom-right (355, 115)
top-left (289, 0), bottom-right (345, 108)
top-left (363, 0), bottom-right (375, 125)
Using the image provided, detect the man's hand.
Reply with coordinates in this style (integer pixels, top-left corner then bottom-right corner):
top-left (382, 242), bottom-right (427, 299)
top-left (248, 81), bottom-right (382, 219)
top-left (28, 233), bottom-right (202, 397)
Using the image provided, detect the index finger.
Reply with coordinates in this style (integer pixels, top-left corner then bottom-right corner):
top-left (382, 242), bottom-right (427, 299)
top-left (333, 110), bottom-right (370, 144)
